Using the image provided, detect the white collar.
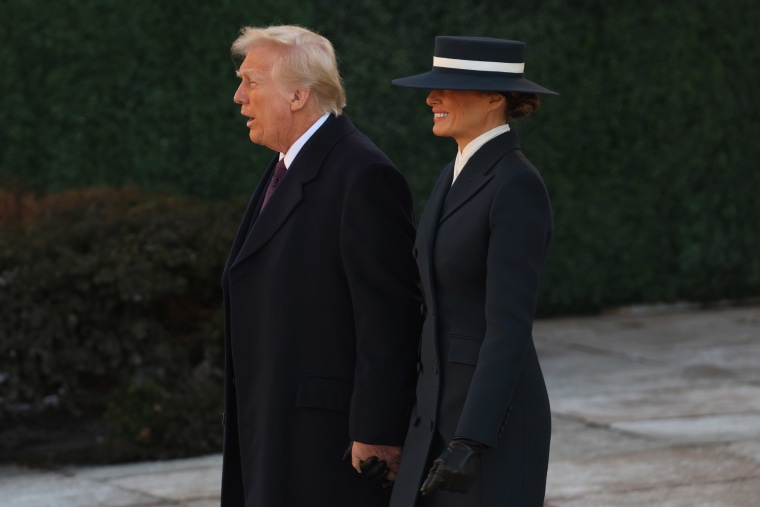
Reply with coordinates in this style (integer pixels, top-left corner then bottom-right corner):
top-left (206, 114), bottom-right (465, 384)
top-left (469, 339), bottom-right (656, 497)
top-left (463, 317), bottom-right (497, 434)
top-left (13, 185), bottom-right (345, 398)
top-left (453, 123), bottom-right (511, 184)
top-left (280, 113), bottom-right (331, 166)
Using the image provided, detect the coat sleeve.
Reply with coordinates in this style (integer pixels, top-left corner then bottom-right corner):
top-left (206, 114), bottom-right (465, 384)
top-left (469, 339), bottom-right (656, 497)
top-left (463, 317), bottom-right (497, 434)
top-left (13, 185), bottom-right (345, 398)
top-left (455, 166), bottom-right (553, 447)
top-left (339, 162), bottom-right (423, 445)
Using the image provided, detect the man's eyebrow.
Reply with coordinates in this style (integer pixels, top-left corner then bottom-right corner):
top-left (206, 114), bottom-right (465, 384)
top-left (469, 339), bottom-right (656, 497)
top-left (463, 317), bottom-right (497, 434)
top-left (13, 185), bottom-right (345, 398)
top-left (236, 69), bottom-right (260, 80)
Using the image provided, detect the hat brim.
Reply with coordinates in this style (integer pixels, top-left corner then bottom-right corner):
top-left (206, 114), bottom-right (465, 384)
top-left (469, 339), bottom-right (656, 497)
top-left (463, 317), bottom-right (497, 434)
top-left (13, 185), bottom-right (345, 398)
top-left (392, 70), bottom-right (558, 96)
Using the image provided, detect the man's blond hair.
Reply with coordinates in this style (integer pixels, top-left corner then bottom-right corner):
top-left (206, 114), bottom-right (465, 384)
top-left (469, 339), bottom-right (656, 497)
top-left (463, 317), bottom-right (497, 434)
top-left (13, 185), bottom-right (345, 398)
top-left (232, 25), bottom-right (346, 116)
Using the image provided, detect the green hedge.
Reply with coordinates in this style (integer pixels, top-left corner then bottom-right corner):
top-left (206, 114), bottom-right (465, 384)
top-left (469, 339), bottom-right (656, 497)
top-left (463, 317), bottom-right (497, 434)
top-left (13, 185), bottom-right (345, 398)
top-left (2, 0), bottom-right (758, 314)
top-left (0, 186), bottom-right (243, 462)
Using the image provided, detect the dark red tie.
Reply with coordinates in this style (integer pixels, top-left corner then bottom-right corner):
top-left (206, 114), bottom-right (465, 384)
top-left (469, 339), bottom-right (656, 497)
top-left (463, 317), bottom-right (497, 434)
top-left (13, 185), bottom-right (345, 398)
top-left (261, 159), bottom-right (287, 209)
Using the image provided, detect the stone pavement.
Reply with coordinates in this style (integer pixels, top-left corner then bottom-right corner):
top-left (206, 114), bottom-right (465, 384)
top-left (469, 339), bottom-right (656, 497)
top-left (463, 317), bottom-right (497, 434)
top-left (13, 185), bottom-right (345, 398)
top-left (1, 304), bottom-right (758, 506)
top-left (538, 304), bottom-right (760, 506)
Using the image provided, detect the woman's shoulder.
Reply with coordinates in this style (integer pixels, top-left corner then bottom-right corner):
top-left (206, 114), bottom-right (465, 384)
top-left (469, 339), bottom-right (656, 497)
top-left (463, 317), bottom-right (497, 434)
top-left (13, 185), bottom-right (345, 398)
top-left (492, 148), bottom-right (546, 186)
top-left (484, 148), bottom-right (551, 214)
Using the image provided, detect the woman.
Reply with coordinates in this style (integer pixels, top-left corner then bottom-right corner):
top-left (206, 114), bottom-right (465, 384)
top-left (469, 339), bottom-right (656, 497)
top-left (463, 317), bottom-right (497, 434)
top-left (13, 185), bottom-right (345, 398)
top-left (389, 36), bottom-right (558, 506)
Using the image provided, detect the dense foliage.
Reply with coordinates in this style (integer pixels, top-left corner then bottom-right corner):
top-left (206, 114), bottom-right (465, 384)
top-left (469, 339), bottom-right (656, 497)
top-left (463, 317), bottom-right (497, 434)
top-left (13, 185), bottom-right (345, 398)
top-left (3, 0), bottom-right (759, 313)
top-left (3, 0), bottom-right (758, 314)
top-left (0, 186), bottom-right (242, 462)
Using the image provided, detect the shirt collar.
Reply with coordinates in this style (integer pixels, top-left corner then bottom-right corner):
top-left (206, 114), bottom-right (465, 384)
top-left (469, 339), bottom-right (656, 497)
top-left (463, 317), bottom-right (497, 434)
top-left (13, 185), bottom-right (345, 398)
top-left (453, 123), bottom-right (511, 184)
top-left (280, 113), bottom-right (331, 166)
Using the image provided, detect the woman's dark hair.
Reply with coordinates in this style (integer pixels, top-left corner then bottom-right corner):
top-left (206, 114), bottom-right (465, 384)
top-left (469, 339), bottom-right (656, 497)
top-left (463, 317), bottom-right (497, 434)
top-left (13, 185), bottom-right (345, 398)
top-left (501, 92), bottom-right (540, 121)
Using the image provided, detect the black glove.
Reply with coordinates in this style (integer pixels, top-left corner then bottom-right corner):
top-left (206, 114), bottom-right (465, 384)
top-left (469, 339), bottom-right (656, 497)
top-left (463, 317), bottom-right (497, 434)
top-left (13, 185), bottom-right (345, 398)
top-left (343, 442), bottom-right (393, 488)
top-left (420, 437), bottom-right (488, 496)
top-left (359, 455), bottom-right (393, 488)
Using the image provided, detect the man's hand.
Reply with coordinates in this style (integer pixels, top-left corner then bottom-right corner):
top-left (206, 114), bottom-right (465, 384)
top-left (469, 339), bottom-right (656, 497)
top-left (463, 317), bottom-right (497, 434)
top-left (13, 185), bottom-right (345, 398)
top-left (420, 437), bottom-right (488, 496)
top-left (351, 441), bottom-right (402, 481)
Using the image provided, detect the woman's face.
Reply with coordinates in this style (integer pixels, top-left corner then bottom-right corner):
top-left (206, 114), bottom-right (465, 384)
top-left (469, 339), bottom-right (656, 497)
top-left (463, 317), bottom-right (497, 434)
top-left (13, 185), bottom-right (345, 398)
top-left (426, 89), bottom-right (504, 150)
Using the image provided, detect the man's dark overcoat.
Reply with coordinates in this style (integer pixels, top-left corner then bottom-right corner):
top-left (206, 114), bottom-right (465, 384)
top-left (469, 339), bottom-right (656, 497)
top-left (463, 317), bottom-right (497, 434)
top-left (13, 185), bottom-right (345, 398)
top-left (221, 114), bottom-right (423, 507)
top-left (390, 131), bottom-right (553, 507)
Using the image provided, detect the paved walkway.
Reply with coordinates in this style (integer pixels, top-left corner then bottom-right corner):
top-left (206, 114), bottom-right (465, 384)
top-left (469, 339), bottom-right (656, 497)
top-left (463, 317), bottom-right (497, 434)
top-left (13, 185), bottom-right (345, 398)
top-left (1, 304), bottom-right (759, 506)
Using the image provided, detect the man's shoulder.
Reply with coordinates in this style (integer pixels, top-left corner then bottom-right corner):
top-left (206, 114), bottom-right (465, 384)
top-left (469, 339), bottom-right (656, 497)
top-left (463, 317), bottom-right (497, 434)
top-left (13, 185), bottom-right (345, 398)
top-left (326, 121), bottom-right (396, 169)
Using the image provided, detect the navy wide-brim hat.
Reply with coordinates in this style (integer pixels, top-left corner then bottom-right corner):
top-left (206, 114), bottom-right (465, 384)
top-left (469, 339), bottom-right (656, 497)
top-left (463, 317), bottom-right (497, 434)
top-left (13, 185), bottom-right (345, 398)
top-left (392, 36), bottom-right (558, 95)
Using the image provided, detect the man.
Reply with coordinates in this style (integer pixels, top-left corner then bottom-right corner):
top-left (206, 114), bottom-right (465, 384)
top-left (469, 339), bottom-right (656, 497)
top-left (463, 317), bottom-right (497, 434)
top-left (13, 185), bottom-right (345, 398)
top-left (221, 25), bottom-right (423, 506)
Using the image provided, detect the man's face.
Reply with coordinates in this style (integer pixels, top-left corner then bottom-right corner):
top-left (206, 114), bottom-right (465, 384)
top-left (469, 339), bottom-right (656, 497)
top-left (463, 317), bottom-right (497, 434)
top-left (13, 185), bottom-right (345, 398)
top-left (233, 44), bottom-right (294, 152)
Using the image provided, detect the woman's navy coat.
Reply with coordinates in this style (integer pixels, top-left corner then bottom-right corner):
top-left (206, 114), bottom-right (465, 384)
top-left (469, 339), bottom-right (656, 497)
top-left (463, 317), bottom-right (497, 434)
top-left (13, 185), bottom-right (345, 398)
top-left (391, 131), bottom-right (553, 507)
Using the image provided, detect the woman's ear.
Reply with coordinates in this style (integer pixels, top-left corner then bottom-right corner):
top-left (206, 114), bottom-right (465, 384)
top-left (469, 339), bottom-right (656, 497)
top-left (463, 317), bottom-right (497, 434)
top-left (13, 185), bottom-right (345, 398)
top-left (488, 92), bottom-right (505, 105)
top-left (487, 92), bottom-right (505, 111)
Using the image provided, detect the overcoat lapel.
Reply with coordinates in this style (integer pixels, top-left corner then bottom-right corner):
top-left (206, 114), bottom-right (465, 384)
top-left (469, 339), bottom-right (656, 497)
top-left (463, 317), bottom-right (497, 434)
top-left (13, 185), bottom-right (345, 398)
top-left (223, 159), bottom-right (272, 275)
top-left (418, 162), bottom-right (454, 265)
top-left (439, 174), bottom-right (493, 224)
top-left (231, 114), bottom-right (353, 268)
top-left (438, 131), bottom-right (521, 224)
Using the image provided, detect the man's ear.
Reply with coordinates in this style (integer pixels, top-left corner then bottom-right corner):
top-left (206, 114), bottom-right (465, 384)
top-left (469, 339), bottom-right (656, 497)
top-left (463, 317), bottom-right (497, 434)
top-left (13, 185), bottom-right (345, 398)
top-left (290, 88), bottom-right (312, 111)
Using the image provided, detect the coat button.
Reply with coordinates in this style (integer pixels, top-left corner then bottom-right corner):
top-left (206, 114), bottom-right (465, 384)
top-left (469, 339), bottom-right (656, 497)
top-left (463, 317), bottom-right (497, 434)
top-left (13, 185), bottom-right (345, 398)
top-left (413, 247), bottom-right (418, 258)
top-left (429, 421), bottom-right (434, 431)
top-left (417, 361), bottom-right (423, 373)
top-left (420, 304), bottom-right (427, 317)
